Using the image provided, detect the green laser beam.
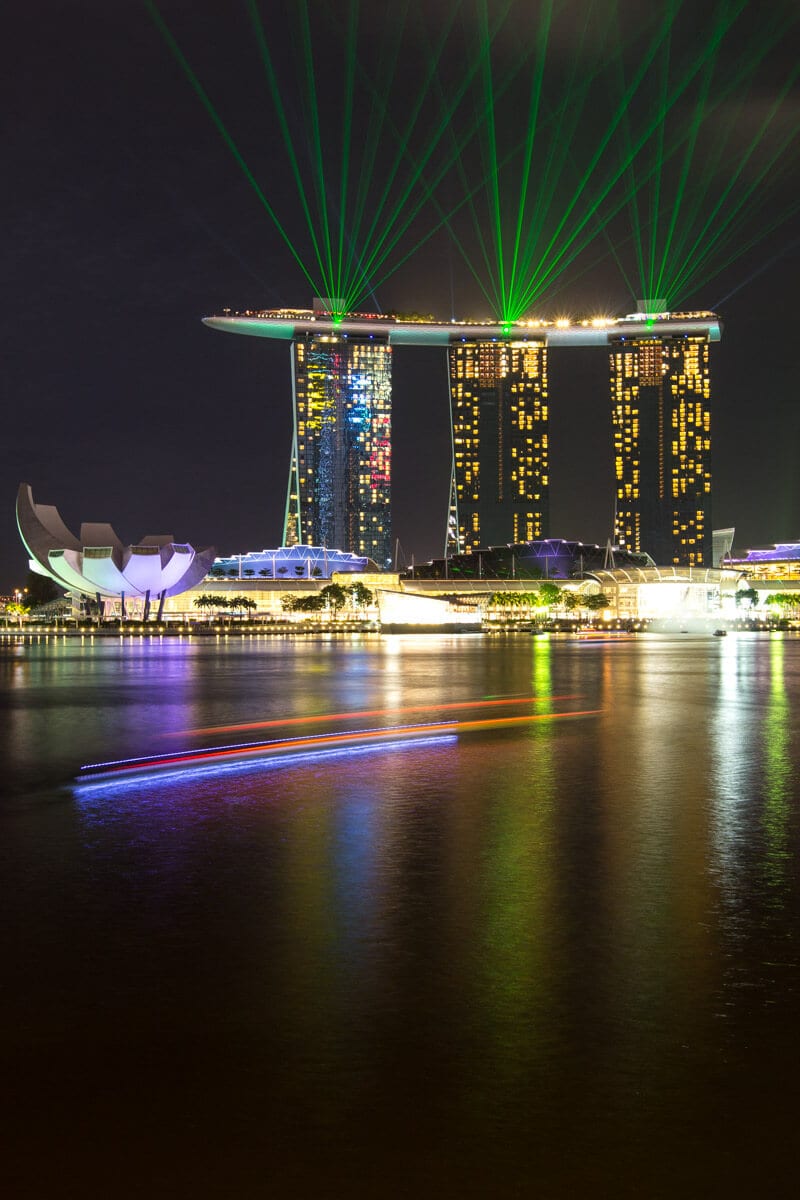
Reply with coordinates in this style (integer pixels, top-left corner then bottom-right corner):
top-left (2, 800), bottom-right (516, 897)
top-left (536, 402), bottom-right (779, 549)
top-left (246, 0), bottom-right (331, 298)
top-left (145, 0), bottom-right (322, 298)
top-left (613, 0), bottom-right (795, 306)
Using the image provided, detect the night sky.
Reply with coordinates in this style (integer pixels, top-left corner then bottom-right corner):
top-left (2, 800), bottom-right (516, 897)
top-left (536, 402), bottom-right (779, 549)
top-left (3, 1), bottom-right (798, 592)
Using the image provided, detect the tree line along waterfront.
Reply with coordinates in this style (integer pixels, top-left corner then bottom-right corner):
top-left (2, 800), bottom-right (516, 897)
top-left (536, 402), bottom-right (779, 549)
top-left (3, 577), bottom-right (796, 638)
top-left (2, 581), bottom-right (609, 628)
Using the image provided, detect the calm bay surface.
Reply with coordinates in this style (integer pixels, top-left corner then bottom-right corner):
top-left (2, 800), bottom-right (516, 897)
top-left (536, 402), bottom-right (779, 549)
top-left (1, 632), bottom-right (799, 1197)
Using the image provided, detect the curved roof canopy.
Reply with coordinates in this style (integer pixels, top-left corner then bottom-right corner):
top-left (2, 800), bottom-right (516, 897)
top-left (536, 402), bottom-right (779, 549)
top-left (587, 566), bottom-right (742, 585)
top-left (16, 483), bottom-right (215, 599)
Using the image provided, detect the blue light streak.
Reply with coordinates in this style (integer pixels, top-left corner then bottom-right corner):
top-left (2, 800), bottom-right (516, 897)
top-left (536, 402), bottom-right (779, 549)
top-left (79, 718), bottom-right (468, 775)
top-left (73, 735), bottom-right (458, 797)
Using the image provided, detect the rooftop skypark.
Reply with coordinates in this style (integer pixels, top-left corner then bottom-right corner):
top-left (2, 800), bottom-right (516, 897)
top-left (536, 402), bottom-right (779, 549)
top-left (203, 306), bottom-right (722, 348)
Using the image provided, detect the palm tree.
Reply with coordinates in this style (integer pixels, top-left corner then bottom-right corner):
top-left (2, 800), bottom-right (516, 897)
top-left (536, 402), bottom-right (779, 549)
top-left (228, 595), bottom-right (256, 616)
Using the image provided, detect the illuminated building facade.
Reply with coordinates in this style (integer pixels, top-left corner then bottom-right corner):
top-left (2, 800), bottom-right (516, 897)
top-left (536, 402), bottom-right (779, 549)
top-left (728, 541), bottom-right (800, 581)
top-left (285, 332), bottom-right (392, 567)
top-left (610, 319), bottom-right (712, 566)
top-left (448, 339), bottom-right (549, 554)
top-left (203, 306), bottom-right (720, 568)
top-left (16, 484), bottom-right (215, 618)
top-left (210, 545), bottom-right (376, 579)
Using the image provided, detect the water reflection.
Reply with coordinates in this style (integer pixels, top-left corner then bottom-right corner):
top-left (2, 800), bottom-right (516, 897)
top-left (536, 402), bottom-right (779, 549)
top-left (0, 639), bottom-right (233, 792)
top-left (710, 634), bottom-right (798, 905)
top-left (3, 634), bottom-right (800, 1191)
top-left (763, 635), bottom-right (791, 893)
top-left (470, 636), bottom-right (557, 1104)
top-left (710, 633), bottom-right (758, 887)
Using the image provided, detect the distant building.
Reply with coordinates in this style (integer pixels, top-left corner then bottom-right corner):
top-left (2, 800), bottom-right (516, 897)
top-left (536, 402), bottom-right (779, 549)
top-left (375, 588), bottom-right (479, 630)
top-left (410, 538), bottom-right (654, 581)
top-left (448, 339), bottom-right (549, 554)
top-left (727, 541), bottom-right (800, 581)
top-left (588, 565), bottom-right (742, 621)
top-left (609, 301), bottom-right (715, 567)
top-left (210, 545), bottom-right (378, 581)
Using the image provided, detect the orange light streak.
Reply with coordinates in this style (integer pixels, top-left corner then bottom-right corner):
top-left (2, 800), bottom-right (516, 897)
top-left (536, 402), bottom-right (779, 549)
top-left (169, 694), bottom-right (582, 739)
top-left (113, 708), bottom-right (601, 775)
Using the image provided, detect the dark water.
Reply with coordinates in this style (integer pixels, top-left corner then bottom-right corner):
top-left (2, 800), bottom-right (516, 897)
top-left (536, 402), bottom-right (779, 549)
top-left (2, 632), bottom-right (799, 1197)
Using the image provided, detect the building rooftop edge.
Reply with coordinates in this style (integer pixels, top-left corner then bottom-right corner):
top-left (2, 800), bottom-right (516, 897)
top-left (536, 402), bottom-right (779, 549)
top-left (202, 310), bottom-right (722, 346)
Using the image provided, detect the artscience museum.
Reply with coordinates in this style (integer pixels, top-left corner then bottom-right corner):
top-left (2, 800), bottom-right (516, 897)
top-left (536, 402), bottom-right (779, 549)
top-left (16, 484), bottom-right (215, 618)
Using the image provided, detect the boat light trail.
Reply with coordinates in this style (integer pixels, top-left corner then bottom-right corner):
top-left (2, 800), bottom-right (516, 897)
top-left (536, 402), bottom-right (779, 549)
top-left (74, 736), bottom-right (459, 796)
top-left (79, 708), bottom-right (602, 782)
top-left (168, 693), bottom-right (583, 739)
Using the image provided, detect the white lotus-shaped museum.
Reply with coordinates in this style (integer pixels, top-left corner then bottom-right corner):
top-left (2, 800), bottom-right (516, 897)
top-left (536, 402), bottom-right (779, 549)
top-left (17, 483), bottom-right (215, 609)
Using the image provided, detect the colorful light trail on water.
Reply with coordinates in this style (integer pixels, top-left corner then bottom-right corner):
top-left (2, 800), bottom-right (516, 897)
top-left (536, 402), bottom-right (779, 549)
top-left (77, 706), bottom-right (602, 785)
top-left (74, 735), bottom-right (459, 797)
top-left (168, 693), bottom-right (584, 739)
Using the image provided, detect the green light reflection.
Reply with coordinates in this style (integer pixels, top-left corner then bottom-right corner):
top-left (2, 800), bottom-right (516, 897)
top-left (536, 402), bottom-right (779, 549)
top-left (468, 638), bottom-right (557, 1097)
top-left (762, 635), bottom-right (791, 893)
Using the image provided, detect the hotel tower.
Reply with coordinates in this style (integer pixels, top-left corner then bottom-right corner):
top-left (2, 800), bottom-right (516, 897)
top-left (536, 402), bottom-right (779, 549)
top-left (203, 303), bottom-right (719, 567)
top-left (609, 302), bottom-right (713, 566)
top-left (447, 338), bottom-right (549, 555)
top-left (284, 325), bottom-right (392, 566)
